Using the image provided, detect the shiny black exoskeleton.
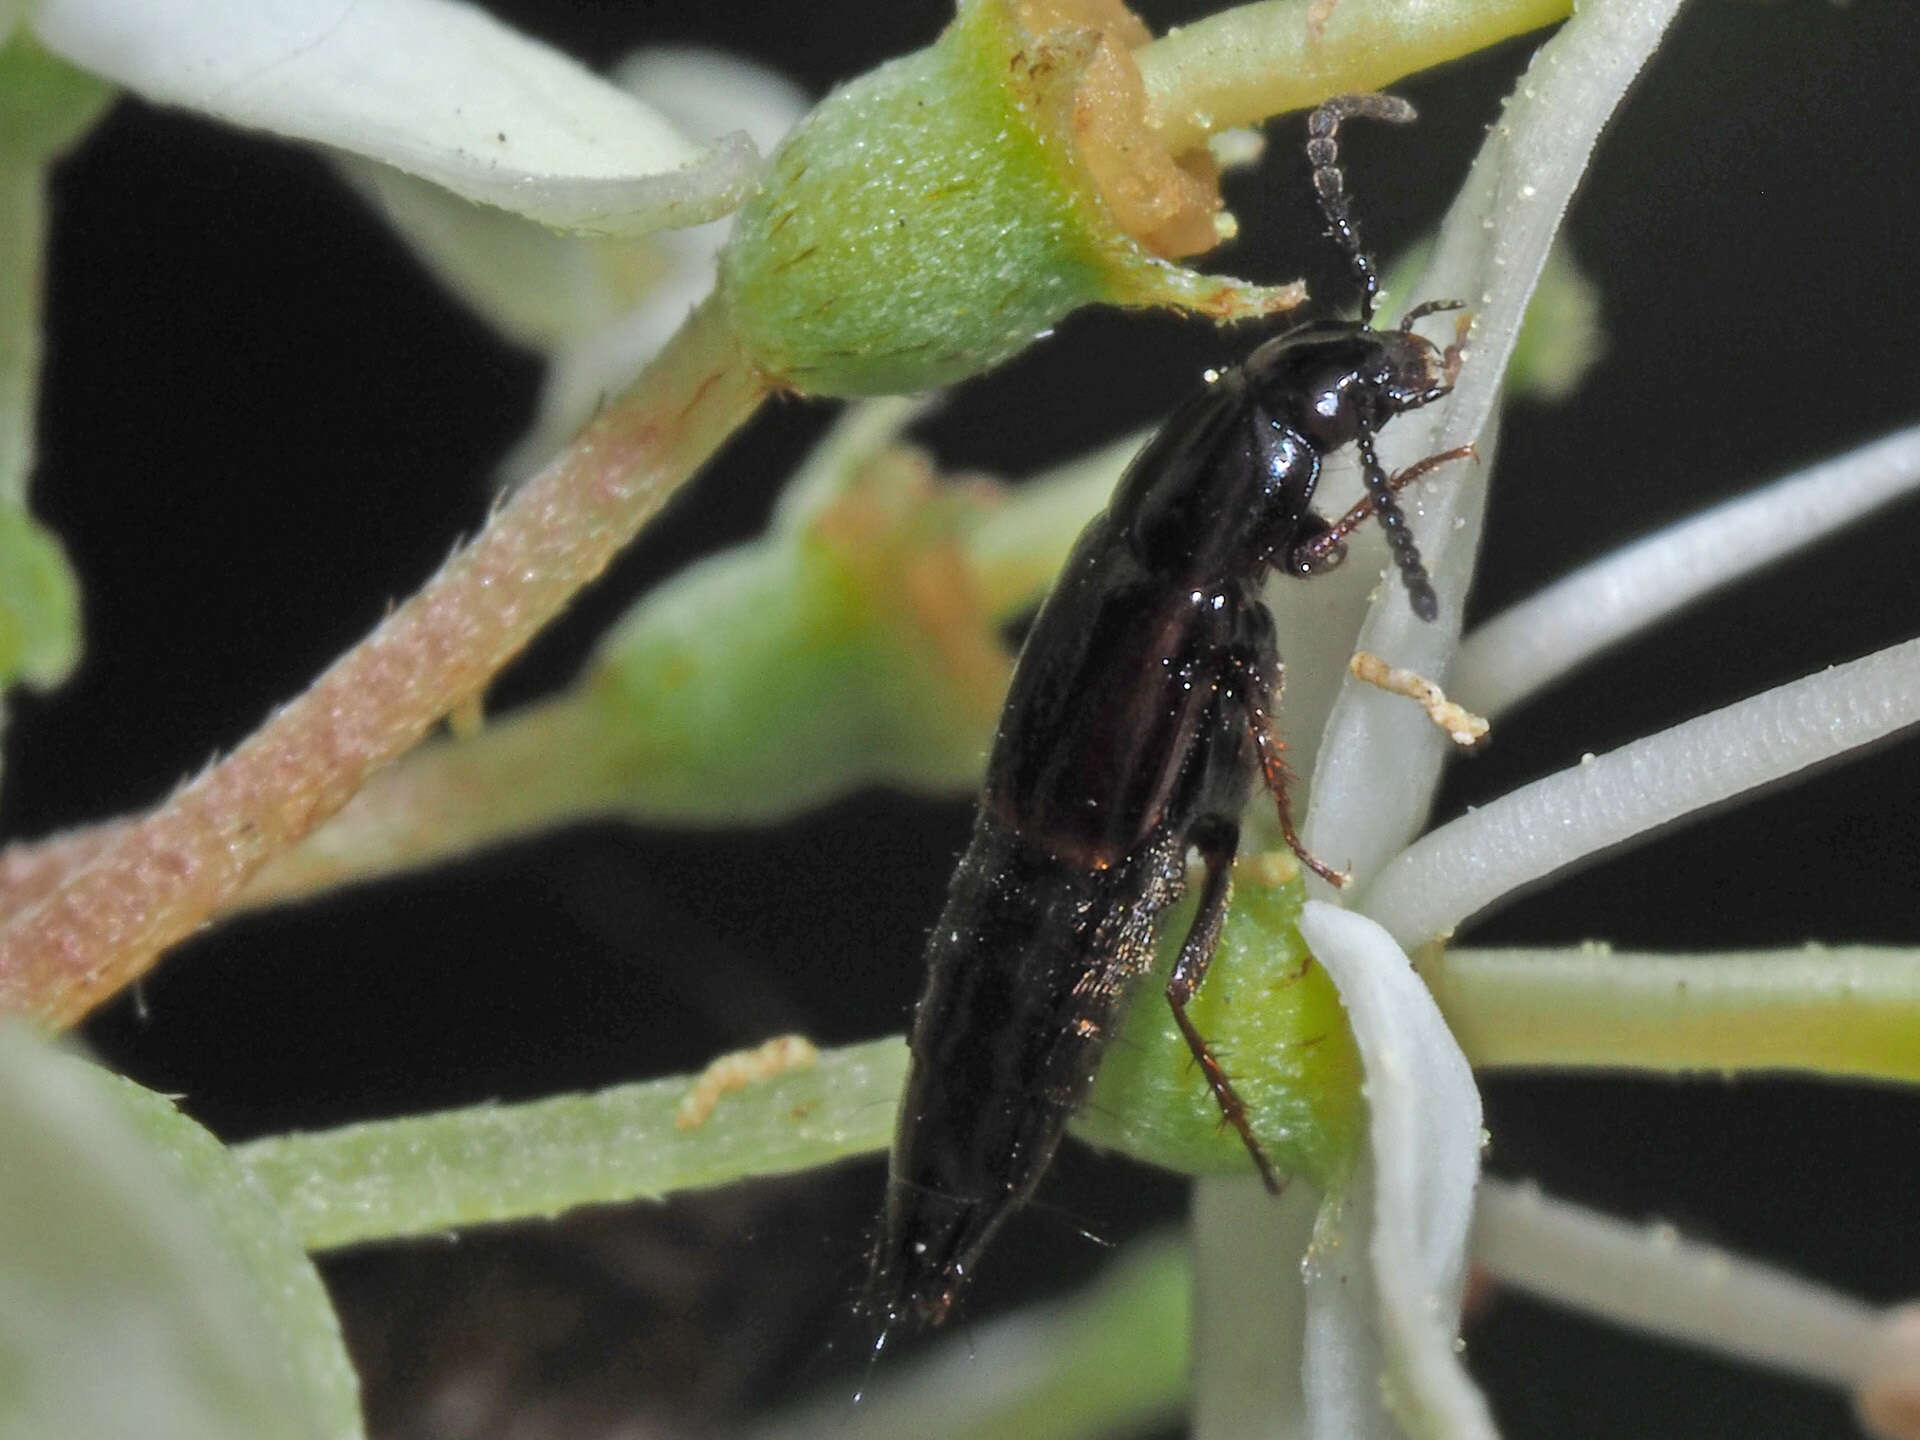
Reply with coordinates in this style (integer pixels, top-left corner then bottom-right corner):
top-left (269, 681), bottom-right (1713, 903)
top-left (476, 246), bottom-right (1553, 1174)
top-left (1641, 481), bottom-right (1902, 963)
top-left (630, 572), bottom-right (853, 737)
top-left (868, 94), bottom-right (1470, 1335)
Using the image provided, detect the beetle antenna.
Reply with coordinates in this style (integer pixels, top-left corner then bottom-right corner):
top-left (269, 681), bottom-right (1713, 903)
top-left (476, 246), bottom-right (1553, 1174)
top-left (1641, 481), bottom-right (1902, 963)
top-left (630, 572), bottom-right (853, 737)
top-left (1355, 422), bottom-right (1438, 621)
top-left (1306, 93), bottom-right (1416, 327)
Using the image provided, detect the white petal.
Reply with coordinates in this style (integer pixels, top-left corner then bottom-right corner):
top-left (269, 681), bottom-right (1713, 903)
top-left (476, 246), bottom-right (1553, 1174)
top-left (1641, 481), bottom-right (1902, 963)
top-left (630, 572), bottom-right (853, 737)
top-left (0, 1023), bottom-right (359, 1439)
top-left (336, 158), bottom-right (656, 348)
top-left (335, 48), bottom-right (808, 460)
top-left (1363, 636), bottom-right (1920, 949)
top-left (1297, 902), bottom-right (1493, 1440)
top-left (1306, 0), bottom-right (1688, 885)
top-left (1455, 423), bottom-right (1920, 719)
top-left (1293, 423), bottom-right (1496, 878)
top-left (31, 0), bottom-right (757, 234)
top-left (1303, 1173), bottom-right (1401, 1440)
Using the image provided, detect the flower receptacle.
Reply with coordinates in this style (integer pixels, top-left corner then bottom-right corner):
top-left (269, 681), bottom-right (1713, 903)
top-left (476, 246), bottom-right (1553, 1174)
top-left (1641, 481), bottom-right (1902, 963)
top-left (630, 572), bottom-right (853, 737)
top-left (719, 0), bottom-right (1303, 396)
top-left (1073, 856), bottom-right (1364, 1189)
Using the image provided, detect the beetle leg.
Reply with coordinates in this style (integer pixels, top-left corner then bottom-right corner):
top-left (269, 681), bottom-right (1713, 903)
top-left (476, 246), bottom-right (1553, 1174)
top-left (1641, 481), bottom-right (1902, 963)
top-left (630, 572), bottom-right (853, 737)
top-left (1287, 444), bottom-right (1478, 573)
top-left (1398, 296), bottom-right (1466, 331)
top-left (1167, 815), bottom-right (1282, 1193)
top-left (1232, 649), bottom-right (1350, 888)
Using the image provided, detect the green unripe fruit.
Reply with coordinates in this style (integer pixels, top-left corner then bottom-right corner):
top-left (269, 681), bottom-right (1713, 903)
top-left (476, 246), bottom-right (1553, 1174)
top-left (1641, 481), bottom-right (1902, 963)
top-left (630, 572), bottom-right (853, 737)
top-left (720, 0), bottom-right (1302, 396)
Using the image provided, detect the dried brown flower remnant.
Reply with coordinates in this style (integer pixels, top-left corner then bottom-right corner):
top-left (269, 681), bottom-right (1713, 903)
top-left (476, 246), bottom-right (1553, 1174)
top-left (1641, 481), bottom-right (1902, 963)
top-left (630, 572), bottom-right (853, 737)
top-left (1015, 0), bottom-right (1225, 257)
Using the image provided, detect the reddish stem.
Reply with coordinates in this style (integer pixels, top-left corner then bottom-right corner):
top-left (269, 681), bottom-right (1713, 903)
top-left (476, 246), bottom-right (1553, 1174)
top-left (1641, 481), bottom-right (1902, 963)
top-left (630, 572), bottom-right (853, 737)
top-left (0, 294), bottom-right (767, 1028)
top-left (0, 819), bottom-right (130, 915)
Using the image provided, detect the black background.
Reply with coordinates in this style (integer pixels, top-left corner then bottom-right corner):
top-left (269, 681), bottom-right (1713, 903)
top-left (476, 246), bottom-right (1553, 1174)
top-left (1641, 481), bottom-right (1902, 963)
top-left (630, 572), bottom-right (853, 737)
top-left (12, 0), bottom-right (1920, 1435)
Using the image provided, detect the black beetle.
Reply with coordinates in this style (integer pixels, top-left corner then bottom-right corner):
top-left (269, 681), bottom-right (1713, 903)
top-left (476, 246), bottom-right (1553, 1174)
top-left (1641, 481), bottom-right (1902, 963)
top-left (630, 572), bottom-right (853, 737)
top-left (869, 92), bottom-right (1471, 1335)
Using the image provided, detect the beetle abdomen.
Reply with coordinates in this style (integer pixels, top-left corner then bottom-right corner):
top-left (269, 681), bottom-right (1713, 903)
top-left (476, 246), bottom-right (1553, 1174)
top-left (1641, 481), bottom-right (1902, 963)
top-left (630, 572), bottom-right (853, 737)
top-left (871, 806), bottom-right (1184, 1328)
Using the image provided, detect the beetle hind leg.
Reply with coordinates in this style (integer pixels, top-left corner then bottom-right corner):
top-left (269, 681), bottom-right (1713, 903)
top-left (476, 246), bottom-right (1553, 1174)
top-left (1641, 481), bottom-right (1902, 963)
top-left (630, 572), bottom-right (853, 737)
top-left (1167, 816), bottom-right (1283, 1194)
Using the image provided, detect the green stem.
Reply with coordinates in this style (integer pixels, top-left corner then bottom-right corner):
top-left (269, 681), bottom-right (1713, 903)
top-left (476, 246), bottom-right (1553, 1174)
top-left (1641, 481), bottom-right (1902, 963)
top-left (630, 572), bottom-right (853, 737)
top-left (1425, 945), bottom-right (1920, 1081)
top-left (1, 37), bottom-right (114, 507)
top-left (0, 156), bottom-right (42, 513)
top-left (235, 1036), bottom-right (904, 1253)
top-left (1137, 0), bottom-right (1571, 154)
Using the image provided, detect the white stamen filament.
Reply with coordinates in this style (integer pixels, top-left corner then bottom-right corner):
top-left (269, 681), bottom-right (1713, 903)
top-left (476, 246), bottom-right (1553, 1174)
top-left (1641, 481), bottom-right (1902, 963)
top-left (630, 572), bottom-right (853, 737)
top-left (1474, 1179), bottom-right (1920, 1440)
top-left (1455, 423), bottom-right (1920, 719)
top-left (1360, 636), bottom-right (1920, 949)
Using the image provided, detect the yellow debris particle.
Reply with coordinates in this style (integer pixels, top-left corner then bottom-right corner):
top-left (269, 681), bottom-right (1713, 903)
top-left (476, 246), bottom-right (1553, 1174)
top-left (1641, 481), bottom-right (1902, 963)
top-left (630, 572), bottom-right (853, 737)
top-left (1348, 650), bottom-right (1490, 749)
top-left (674, 1034), bottom-right (821, 1131)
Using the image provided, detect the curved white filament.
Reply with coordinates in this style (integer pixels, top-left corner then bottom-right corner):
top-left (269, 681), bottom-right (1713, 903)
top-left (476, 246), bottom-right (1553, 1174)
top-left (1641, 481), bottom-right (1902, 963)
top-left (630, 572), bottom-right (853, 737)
top-left (1362, 637), bottom-right (1920, 949)
top-left (1456, 424), bottom-right (1920, 719)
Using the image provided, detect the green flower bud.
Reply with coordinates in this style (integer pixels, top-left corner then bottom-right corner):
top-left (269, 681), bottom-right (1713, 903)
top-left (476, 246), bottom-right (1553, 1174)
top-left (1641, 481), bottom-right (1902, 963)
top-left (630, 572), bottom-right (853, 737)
top-left (1073, 855), bottom-right (1364, 1190)
top-left (585, 409), bottom-right (1008, 821)
top-left (719, 0), bottom-right (1303, 396)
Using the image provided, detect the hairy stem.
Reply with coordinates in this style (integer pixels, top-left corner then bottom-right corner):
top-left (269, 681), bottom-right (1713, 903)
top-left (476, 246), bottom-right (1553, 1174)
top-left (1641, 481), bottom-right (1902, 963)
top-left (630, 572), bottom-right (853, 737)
top-left (235, 430), bottom-right (1119, 905)
top-left (0, 294), bottom-right (766, 1027)
top-left (0, 419), bottom-right (1127, 920)
top-left (231, 697), bottom-right (618, 911)
top-left (0, 816), bottom-right (126, 917)
top-left (235, 1036), bottom-right (903, 1252)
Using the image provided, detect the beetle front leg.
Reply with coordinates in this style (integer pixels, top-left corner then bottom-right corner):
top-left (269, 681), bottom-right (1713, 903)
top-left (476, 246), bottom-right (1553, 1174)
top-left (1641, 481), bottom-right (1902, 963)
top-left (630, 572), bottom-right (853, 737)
top-left (1167, 815), bottom-right (1282, 1194)
top-left (1286, 443), bottom-right (1478, 575)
